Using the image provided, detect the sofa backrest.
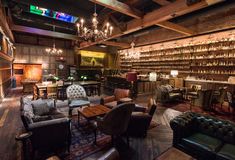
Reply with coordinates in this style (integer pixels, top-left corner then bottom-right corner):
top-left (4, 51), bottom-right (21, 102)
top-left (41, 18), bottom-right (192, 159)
top-left (194, 115), bottom-right (235, 144)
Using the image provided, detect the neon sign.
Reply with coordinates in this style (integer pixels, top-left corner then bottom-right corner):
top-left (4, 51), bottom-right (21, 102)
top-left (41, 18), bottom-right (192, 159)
top-left (30, 5), bottom-right (78, 23)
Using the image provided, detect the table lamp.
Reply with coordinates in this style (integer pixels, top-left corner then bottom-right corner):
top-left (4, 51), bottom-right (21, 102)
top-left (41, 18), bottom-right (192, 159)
top-left (170, 70), bottom-right (178, 77)
top-left (127, 72), bottom-right (137, 98)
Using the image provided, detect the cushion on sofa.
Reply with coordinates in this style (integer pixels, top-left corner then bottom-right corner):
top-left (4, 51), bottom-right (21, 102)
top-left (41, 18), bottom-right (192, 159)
top-left (32, 101), bottom-right (50, 116)
top-left (216, 143), bottom-right (235, 160)
top-left (182, 133), bottom-right (222, 153)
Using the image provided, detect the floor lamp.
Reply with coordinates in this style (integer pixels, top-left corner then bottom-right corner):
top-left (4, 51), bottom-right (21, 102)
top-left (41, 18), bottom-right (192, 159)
top-left (127, 72), bottom-right (137, 98)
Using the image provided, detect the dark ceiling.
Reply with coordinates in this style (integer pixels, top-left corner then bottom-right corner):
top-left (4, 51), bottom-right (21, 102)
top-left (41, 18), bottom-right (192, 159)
top-left (3, 0), bottom-right (234, 46)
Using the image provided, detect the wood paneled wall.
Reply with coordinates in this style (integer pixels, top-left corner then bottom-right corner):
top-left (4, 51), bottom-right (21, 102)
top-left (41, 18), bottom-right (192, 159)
top-left (14, 43), bottom-right (75, 79)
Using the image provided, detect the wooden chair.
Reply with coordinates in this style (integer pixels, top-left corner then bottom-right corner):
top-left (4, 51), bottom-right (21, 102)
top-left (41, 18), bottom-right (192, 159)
top-left (46, 84), bottom-right (58, 100)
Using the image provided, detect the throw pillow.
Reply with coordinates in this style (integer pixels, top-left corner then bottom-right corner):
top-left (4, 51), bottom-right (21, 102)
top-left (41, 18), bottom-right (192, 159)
top-left (32, 101), bottom-right (50, 116)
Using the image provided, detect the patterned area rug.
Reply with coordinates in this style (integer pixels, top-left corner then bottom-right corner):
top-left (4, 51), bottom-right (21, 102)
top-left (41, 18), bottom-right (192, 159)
top-left (65, 118), bottom-right (111, 160)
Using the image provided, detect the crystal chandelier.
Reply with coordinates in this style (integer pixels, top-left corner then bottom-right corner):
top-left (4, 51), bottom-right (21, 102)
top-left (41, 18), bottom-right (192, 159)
top-left (76, 1), bottom-right (113, 41)
top-left (124, 42), bottom-right (140, 59)
top-left (45, 26), bottom-right (63, 55)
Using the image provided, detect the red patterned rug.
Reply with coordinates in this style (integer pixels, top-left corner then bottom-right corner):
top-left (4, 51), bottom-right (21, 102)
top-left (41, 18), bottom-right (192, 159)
top-left (64, 118), bottom-right (111, 160)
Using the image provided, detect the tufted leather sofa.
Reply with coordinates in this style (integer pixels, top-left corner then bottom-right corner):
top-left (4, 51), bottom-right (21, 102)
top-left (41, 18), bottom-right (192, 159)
top-left (170, 112), bottom-right (235, 160)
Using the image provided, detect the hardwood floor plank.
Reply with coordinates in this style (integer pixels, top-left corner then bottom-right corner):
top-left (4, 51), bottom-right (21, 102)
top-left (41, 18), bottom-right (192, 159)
top-left (0, 109), bottom-right (9, 127)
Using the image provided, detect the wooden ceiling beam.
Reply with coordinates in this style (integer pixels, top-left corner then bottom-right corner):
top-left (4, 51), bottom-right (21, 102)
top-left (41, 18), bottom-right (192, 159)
top-left (89, 0), bottom-right (143, 19)
top-left (79, 0), bottom-right (224, 49)
top-left (152, 0), bottom-right (171, 6)
top-left (101, 41), bottom-right (130, 48)
top-left (11, 25), bottom-right (78, 40)
top-left (157, 21), bottom-right (195, 35)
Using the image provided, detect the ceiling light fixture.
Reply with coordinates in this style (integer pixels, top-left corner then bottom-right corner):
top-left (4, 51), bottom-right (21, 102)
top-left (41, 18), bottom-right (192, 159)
top-left (45, 26), bottom-right (63, 55)
top-left (76, 1), bottom-right (113, 41)
top-left (122, 42), bottom-right (140, 60)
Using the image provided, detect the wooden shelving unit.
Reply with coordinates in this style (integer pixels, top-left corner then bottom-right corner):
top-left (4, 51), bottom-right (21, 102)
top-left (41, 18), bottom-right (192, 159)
top-left (120, 40), bottom-right (235, 81)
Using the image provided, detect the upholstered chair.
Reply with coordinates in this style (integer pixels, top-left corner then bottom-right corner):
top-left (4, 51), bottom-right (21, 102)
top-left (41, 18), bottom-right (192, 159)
top-left (155, 85), bottom-right (183, 103)
top-left (66, 84), bottom-right (90, 116)
top-left (94, 103), bottom-right (135, 145)
top-left (126, 98), bottom-right (157, 137)
top-left (211, 87), bottom-right (227, 110)
top-left (227, 91), bottom-right (235, 118)
top-left (100, 88), bottom-right (131, 108)
top-left (191, 89), bottom-right (214, 111)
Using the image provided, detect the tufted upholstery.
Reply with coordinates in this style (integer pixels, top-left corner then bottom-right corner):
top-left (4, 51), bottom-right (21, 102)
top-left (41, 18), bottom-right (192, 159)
top-left (66, 84), bottom-right (87, 100)
top-left (170, 112), bottom-right (235, 160)
top-left (66, 85), bottom-right (90, 116)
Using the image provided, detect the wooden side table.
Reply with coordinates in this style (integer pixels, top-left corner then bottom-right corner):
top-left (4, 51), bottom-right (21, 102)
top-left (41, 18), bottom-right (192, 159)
top-left (155, 147), bottom-right (195, 160)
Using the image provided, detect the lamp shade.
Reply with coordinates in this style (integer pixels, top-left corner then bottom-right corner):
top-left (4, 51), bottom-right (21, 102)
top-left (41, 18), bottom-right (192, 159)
top-left (170, 70), bottom-right (178, 77)
top-left (149, 72), bottom-right (157, 82)
top-left (126, 72), bottom-right (137, 82)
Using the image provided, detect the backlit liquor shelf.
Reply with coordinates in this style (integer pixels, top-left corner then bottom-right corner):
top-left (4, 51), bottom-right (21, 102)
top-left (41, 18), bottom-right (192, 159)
top-left (119, 38), bottom-right (235, 80)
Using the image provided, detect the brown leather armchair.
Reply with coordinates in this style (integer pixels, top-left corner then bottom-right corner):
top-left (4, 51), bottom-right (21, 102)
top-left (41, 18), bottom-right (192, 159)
top-left (94, 103), bottom-right (135, 145)
top-left (126, 98), bottom-right (157, 137)
top-left (100, 88), bottom-right (131, 108)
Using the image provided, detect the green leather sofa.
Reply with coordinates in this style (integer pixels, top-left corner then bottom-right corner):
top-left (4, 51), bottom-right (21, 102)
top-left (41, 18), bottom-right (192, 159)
top-left (170, 112), bottom-right (235, 160)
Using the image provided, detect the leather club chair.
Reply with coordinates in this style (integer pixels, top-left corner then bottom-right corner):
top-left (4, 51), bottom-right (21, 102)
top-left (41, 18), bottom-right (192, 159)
top-left (100, 88), bottom-right (131, 108)
top-left (126, 98), bottom-right (157, 137)
top-left (93, 103), bottom-right (135, 145)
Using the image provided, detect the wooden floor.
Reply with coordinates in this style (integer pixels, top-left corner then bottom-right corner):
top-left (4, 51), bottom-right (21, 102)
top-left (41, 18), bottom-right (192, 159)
top-left (0, 89), bottom-right (180, 160)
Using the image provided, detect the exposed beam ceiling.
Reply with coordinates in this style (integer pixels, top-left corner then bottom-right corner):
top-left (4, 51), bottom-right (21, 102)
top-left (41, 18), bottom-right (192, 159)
top-left (11, 25), bottom-right (78, 40)
top-left (89, 0), bottom-right (143, 19)
top-left (157, 20), bottom-right (195, 36)
top-left (101, 41), bottom-right (130, 48)
top-left (79, 0), bottom-right (224, 49)
top-left (10, 24), bottom-right (129, 48)
top-left (152, 0), bottom-right (171, 6)
top-left (154, 0), bottom-right (195, 36)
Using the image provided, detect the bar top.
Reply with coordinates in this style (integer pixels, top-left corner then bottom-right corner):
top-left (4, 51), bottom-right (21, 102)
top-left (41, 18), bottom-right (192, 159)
top-left (184, 79), bottom-right (235, 85)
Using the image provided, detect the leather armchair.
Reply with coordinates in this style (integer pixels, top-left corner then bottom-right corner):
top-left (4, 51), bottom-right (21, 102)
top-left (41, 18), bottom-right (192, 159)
top-left (100, 88), bottom-right (130, 108)
top-left (155, 84), bottom-right (183, 103)
top-left (94, 103), bottom-right (135, 145)
top-left (170, 112), bottom-right (235, 160)
top-left (126, 98), bottom-right (157, 137)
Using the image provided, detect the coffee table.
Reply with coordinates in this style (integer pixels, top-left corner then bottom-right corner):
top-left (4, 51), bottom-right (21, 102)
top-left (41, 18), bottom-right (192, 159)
top-left (77, 104), bottom-right (111, 123)
top-left (155, 147), bottom-right (195, 160)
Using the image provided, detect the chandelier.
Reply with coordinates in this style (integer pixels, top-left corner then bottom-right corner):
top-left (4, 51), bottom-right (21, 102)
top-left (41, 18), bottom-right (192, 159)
top-left (45, 26), bottom-right (63, 55)
top-left (76, 2), bottom-right (113, 41)
top-left (123, 42), bottom-right (140, 59)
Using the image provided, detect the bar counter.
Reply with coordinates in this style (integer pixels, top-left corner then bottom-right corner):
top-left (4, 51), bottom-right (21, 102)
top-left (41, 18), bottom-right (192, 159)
top-left (184, 79), bottom-right (235, 92)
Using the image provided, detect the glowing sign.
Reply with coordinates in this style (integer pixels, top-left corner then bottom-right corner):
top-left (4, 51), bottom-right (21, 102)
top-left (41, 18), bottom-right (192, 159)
top-left (30, 5), bottom-right (78, 23)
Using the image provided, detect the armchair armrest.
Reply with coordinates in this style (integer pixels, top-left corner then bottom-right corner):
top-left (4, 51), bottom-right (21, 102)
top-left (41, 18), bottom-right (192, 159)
top-left (170, 112), bottom-right (196, 145)
top-left (28, 117), bottom-right (70, 129)
top-left (100, 96), bottom-right (115, 105)
top-left (28, 118), bottom-right (71, 151)
top-left (127, 113), bottom-right (152, 137)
